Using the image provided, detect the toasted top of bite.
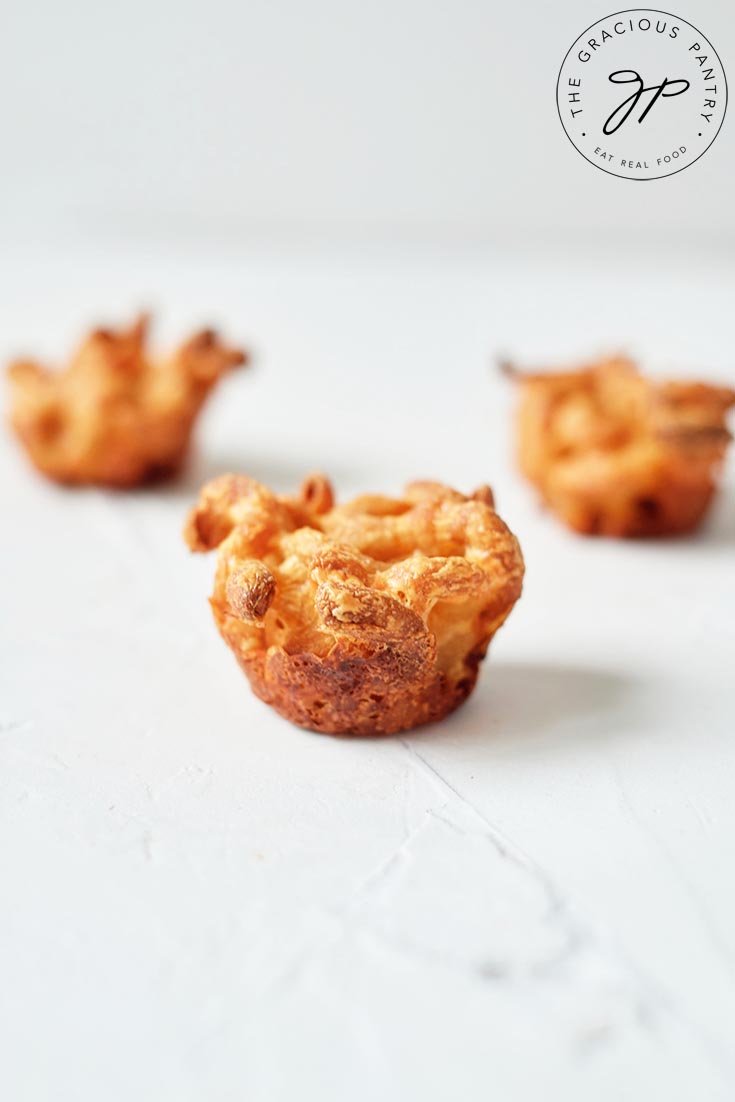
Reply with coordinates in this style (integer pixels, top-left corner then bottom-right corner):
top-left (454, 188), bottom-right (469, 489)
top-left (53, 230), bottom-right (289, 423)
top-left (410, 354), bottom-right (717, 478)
top-left (184, 475), bottom-right (524, 733)
top-left (506, 355), bottom-right (735, 534)
top-left (506, 355), bottom-right (734, 470)
top-left (7, 314), bottom-right (246, 485)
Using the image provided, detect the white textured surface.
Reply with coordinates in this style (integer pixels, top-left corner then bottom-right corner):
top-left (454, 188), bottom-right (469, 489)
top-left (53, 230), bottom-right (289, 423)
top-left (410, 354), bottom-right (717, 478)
top-left (1, 247), bottom-right (734, 1101)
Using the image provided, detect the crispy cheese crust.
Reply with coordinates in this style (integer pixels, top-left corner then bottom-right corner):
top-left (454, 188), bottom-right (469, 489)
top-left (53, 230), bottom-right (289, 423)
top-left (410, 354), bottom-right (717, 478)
top-left (7, 314), bottom-right (246, 487)
top-left (509, 357), bottom-right (735, 537)
top-left (184, 475), bottom-right (524, 735)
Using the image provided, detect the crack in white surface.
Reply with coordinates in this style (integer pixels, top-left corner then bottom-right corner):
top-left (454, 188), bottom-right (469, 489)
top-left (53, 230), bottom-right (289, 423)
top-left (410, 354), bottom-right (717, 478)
top-left (614, 764), bottom-right (735, 981)
top-left (219, 738), bottom-right (735, 1090)
top-left (398, 736), bottom-right (570, 913)
top-left (395, 738), bottom-right (735, 1083)
top-left (0, 718), bottom-right (31, 735)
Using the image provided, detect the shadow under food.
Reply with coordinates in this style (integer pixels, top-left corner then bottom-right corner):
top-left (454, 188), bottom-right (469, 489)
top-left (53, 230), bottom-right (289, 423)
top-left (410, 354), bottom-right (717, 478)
top-left (698, 490), bottom-right (735, 546)
top-left (411, 661), bottom-right (641, 754)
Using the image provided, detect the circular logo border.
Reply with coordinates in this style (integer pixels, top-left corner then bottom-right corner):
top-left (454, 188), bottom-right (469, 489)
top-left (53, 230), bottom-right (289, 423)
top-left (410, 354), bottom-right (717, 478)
top-left (555, 8), bottom-right (728, 181)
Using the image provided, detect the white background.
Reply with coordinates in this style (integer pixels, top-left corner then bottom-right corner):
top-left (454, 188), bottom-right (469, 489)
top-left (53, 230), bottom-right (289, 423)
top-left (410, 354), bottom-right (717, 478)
top-left (1, 3), bottom-right (735, 1101)
top-left (2, 0), bottom-right (734, 249)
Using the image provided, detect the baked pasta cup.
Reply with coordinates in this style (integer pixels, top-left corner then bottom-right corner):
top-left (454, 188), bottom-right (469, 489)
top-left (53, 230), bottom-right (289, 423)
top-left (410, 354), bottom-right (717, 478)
top-left (185, 475), bottom-right (524, 735)
top-left (7, 314), bottom-right (246, 487)
top-left (506, 356), bottom-right (734, 537)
